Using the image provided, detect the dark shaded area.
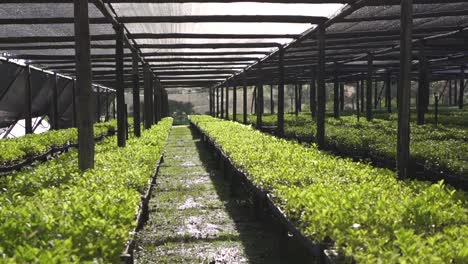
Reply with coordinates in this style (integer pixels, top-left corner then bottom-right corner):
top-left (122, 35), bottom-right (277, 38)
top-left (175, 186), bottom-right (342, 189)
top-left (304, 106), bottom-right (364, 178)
top-left (168, 99), bottom-right (195, 125)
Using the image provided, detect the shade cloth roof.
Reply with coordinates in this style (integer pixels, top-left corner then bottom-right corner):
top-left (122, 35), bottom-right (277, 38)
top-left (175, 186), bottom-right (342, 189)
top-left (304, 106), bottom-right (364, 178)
top-left (0, 0), bottom-right (467, 89)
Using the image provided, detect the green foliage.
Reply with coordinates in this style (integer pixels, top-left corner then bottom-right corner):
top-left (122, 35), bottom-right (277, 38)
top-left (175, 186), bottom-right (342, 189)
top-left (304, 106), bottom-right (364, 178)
top-left (0, 121), bottom-right (117, 166)
top-left (0, 118), bottom-right (172, 263)
top-left (237, 113), bottom-right (467, 178)
top-left (190, 115), bottom-right (468, 263)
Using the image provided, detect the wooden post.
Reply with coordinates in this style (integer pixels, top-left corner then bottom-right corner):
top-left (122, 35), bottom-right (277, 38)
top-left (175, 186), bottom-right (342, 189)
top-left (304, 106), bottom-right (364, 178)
top-left (434, 93), bottom-right (439, 127)
top-left (256, 64), bottom-right (263, 128)
top-left (366, 53), bottom-right (373, 121)
top-left (161, 88), bottom-right (167, 118)
top-left (220, 83), bottom-right (224, 118)
top-left (225, 84), bottom-right (229, 120)
top-left (386, 71), bottom-right (392, 113)
top-left (277, 46), bottom-right (285, 136)
top-left (417, 44), bottom-right (428, 125)
top-left (340, 82), bottom-right (345, 112)
top-left (153, 76), bottom-right (158, 124)
top-left (72, 79), bottom-right (77, 127)
top-left (316, 22), bottom-right (326, 149)
top-left (51, 73), bottom-right (59, 129)
top-left (459, 65), bottom-right (465, 109)
top-left (233, 82), bottom-right (237, 121)
top-left (143, 64), bottom-right (153, 129)
top-left (105, 89), bottom-right (110, 121)
top-left (297, 83), bottom-right (302, 112)
top-left (356, 81), bottom-right (360, 115)
top-left (243, 74), bottom-right (248, 124)
top-left (95, 85), bottom-right (101, 123)
top-left (454, 76), bottom-right (458, 105)
top-left (216, 86), bottom-right (220, 117)
top-left (374, 81), bottom-right (378, 109)
top-left (132, 50), bottom-right (141, 136)
top-left (209, 87), bottom-right (213, 116)
top-left (74, 0), bottom-right (94, 170)
top-left (360, 79), bottom-right (365, 113)
top-left (333, 65), bottom-right (340, 119)
top-left (252, 87), bottom-right (257, 114)
top-left (310, 74), bottom-right (316, 119)
top-left (25, 65), bottom-right (33, 134)
top-left (270, 84), bottom-right (274, 114)
top-left (157, 81), bottom-right (163, 122)
top-left (448, 80), bottom-right (452, 105)
top-left (295, 83), bottom-right (299, 116)
top-left (112, 95), bottom-right (116, 119)
top-left (211, 87), bottom-right (215, 116)
top-left (397, 0), bottom-right (413, 180)
top-left (116, 24), bottom-right (126, 147)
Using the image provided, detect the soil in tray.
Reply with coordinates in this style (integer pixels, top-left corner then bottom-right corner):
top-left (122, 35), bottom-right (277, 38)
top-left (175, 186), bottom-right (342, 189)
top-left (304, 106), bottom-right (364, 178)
top-left (134, 126), bottom-right (312, 263)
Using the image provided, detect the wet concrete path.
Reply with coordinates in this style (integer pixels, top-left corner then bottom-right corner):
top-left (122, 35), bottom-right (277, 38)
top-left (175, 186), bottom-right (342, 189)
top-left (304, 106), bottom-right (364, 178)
top-left (134, 126), bottom-right (286, 263)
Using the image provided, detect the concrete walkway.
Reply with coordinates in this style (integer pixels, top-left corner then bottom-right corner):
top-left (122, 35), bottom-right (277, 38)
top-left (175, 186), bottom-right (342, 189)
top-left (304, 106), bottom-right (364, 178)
top-left (134, 126), bottom-right (287, 263)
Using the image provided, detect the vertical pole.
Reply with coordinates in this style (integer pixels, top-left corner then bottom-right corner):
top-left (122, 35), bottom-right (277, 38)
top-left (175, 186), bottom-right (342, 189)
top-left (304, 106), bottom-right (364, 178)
top-left (355, 81), bottom-right (360, 113)
top-left (340, 83), bottom-right (344, 112)
top-left (310, 74), bottom-right (316, 119)
top-left (160, 88), bottom-right (166, 118)
top-left (366, 53), bottom-right (373, 121)
top-left (116, 24), bottom-right (126, 147)
top-left (211, 87), bottom-right (214, 116)
top-left (233, 83), bottom-right (237, 121)
top-left (112, 95), bottom-right (116, 120)
top-left (209, 87), bottom-right (213, 116)
top-left (225, 84), bottom-right (229, 120)
top-left (386, 71), bottom-right (392, 113)
top-left (454, 76), bottom-right (458, 105)
top-left (25, 65), bottom-right (33, 134)
top-left (158, 81), bottom-right (163, 122)
top-left (459, 65), bottom-right (465, 109)
top-left (74, 0), bottom-right (94, 170)
top-left (356, 81), bottom-right (361, 120)
top-left (124, 103), bottom-right (129, 139)
top-left (95, 85), bottom-right (101, 123)
top-left (252, 87), bottom-right (257, 114)
top-left (132, 50), bottom-right (141, 137)
top-left (277, 47), bottom-right (285, 136)
top-left (52, 73), bottom-right (59, 129)
top-left (333, 65), bottom-right (340, 119)
top-left (299, 83), bottom-right (303, 112)
top-left (243, 74), bottom-right (248, 124)
top-left (295, 83), bottom-right (299, 116)
top-left (360, 79), bottom-right (365, 113)
top-left (105, 88), bottom-right (109, 121)
top-left (149, 74), bottom-right (154, 123)
top-left (256, 64), bottom-right (263, 128)
top-left (216, 86), bottom-right (220, 117)
top-left (143, 65), bottom-right (152, 129)
top-left (397, 0), bottom-right (413, 180)
top-left (417, 44), bottom-right (428, 125)
top-left (434, 93), bottom-right (439, 127)
top-left (316, 22), bottom-right (326, 149)
top-left (448, 80), bottom-right (452, 105)
top-left (220, 83), bottom-right (224, 119)
top-left (72, 79), bottom-right (77, 127)
top-left (374, 80), bottom-right (378, 109)
top-left (153, 76), bottom-right (158, 124)
top-left (270, 84), bottom-right (274, 114)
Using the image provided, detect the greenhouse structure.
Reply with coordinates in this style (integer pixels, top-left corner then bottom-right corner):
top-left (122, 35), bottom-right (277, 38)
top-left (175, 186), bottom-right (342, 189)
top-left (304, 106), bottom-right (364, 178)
top-left (0, 0), bottom-right (466, 263)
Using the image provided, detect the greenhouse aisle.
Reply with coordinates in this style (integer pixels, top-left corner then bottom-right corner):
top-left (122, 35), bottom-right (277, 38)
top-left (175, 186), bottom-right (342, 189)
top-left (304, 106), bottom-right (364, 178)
top-left (134, 126), bottom-right (291, 263)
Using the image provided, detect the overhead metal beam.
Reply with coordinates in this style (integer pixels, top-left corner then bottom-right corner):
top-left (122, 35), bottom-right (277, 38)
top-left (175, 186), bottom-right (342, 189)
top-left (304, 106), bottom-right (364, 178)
top-left (0, 15), bottom-right (328, 25)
